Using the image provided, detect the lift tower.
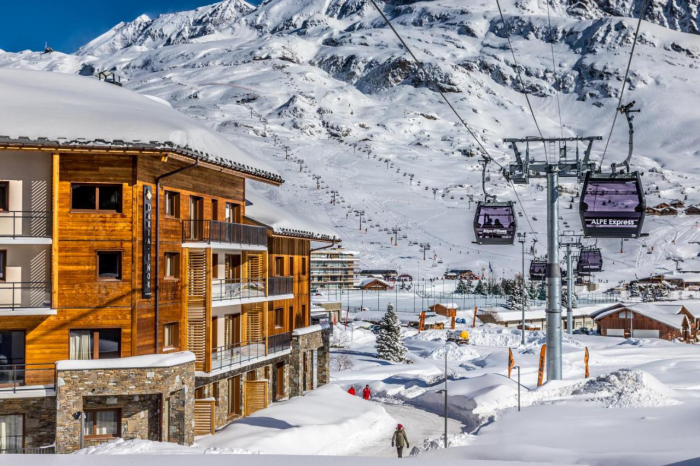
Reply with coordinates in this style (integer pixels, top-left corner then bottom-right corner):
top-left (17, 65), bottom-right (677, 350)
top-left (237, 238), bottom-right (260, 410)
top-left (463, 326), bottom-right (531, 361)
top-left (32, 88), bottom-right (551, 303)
top-left (505, 136), bottom-right (601, 380)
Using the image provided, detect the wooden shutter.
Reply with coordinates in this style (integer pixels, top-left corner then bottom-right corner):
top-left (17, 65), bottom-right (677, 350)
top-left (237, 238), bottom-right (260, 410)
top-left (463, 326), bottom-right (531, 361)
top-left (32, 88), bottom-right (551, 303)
top-left (248, 253), bottom-right (262, 279)
top-left (194, 399), bottom-right (215, 435)
top-left (187, 249), bottom-right (207, 370)
top-left (246, 303), bottom-right (263, 341)
top-left (244, 380), bottom-right (269, 416)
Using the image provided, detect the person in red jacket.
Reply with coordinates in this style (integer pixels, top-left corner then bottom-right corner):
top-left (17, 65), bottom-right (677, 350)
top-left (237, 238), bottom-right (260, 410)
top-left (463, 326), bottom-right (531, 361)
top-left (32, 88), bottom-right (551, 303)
top-left (362, 384), bottom-right (371, 400)
top-left (348, 386), bottom-right (356, 396)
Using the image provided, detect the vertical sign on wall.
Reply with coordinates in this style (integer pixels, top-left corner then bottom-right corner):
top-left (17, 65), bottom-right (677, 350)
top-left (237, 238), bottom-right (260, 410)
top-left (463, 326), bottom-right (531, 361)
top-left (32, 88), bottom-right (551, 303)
top-left (143, 186), bottom-right (153, 299)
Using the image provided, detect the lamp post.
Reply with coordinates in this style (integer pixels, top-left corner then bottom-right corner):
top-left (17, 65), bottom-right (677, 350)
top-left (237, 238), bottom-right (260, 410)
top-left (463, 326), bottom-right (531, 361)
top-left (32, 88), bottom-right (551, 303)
top-left (436, 347), bottom-right (448, 448)
top-left (517, 232), bottom-right (528, 346)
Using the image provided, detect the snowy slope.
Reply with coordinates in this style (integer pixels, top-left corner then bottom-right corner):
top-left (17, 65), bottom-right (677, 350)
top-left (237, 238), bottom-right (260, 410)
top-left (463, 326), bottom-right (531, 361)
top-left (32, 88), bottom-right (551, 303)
top-left (2, 0), bottom-right (700, 283)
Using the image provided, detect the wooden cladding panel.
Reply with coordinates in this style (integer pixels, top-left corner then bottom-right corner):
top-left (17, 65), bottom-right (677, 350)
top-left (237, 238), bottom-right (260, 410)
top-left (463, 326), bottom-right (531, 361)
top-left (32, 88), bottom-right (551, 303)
top-left (194, 399), bottom-right (216, 436)
top-left (187, 249), bottom-right (207, 370)
top-left (244, 380), bottom-right (269, 416)
top-left (245, 303), bottom-right (264, 342)
top-left (266, 236), bottom-right (311, 331)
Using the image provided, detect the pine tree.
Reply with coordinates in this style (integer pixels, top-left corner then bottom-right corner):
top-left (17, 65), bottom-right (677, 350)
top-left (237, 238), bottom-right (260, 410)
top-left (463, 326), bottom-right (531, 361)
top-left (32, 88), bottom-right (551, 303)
top-left (376, 303), bottom-right (408, 363)
top-left (501, 279), bottom-right (514, 297)
top-left (561, 287), bottom-right (578, 308)
top-left (536, 282), bottom-right (547, 301)
top-left (641, 286), bottom-right (654, 302)
top-left (455, 278), bottom-right (468, 294)
top-left (629, 282), bottom-right (640, 298)
top-left (506, 278), bottom-right (531, 312)
top-left (491, 282), bottom-right (503, 296)
top-left (464, 277), bottom-right (474, 294)
top-left (527, 281), bottom-right (538, 300)
top-left (474, 280), bottom-right (486, 295)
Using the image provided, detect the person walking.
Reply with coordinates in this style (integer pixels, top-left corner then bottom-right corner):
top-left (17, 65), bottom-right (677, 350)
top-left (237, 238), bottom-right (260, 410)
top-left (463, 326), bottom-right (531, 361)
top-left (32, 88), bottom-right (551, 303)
top-left (392, 424), bottom-right (410, 458)
top-left (348, 386), bottom-right (356, 396)
top-left (362, 384), bottom-right (371, 400)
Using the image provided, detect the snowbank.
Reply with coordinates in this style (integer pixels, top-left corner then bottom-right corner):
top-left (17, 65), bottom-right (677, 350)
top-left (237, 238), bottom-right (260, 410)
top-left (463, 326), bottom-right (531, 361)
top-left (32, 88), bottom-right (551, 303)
top-left (56, 351), bottom-right (195, 371)
top-left (75, 438), bottom-right (252, 455)
top-left (197, 384), bottom-right (395, 455)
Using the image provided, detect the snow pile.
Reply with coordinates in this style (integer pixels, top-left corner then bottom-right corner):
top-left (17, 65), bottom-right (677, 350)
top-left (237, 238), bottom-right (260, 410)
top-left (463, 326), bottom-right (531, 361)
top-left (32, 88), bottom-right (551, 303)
top-left (331, 323), bottom-right (375, 348)
top-left (410, 330), bottom-right (448, 342)
top-left (75, 438), bottom-right (253, 455)
top-left (569, 369), bottom-right (682, 408)
top-left (409, 432), bottom-right (473, 456)
top-left (196, 384), bottom-right (395, 455)
top-left (420, 342), bottom-right (481, 364)
top-left (467, 327), bottom-right (524, 347)
top-left (618, 338), bottom-right (644, 346)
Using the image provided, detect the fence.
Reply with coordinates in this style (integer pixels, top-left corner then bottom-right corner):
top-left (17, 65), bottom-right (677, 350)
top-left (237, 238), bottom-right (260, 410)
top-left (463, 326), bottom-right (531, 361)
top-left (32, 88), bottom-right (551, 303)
top-left (0, 282), bottom-right (51, 309)
top-left (0, 362), bottom-right (56, 392)
top-left (182, 220), bottom-right (267, 247)
top-left (212, 278), bottom-right (265, 302)
top-left (0, 446), bottom-right (56, 454)
top-left (0, 211), bottom-right (51, 238)
top-left (269, 277), bottom-right (293, 296)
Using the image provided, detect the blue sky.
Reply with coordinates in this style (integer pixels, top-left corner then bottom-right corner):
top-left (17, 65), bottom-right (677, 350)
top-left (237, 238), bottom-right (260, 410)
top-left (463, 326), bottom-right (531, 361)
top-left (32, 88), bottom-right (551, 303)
top-left (0, 0), bottom-right (260, 53)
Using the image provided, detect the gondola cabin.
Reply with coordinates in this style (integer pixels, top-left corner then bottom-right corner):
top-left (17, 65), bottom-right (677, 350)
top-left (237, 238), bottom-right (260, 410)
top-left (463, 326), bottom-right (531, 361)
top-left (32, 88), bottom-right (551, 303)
top-left (579, 172), bottom-right (645, 238)
top-left (530, 260), bottom-right (547, 281)
top-left (577, 248), bottom-right (603, 275)
top-left (473, 201), bottom-right (516, 245)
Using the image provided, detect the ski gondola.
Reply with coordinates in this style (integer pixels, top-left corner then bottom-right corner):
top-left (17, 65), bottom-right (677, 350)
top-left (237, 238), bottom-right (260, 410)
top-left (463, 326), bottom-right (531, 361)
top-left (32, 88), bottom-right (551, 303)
top-left (576, 247), bottom-right (603, 275)
top-left (529, 260), bottom-right (547, 281)
top-left (579, 171), bottom-right (645, 238)
top-left (473, 158), bottom-right (517, 245)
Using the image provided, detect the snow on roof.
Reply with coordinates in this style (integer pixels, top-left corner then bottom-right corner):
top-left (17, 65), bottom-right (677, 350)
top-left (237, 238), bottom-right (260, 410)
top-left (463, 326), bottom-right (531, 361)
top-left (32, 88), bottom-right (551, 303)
top-left (244, 191), bottom-right (339, 241)
top-left (359, 277), bottom-right (390, 288)
top-left (675, 301), bottom-right (700, 318)
top-left (594, 303), bottom-right (688, 329)
top-left (430, 302), bottom-right (459, 309)
top-left (292, 322), bottom-right (330, 336)
top-left (494, 307), bottom-right (593, 322)
top-left (56, 351), bottom-right (195, 371)
top-left (0, 68), bottom-right (282, 183)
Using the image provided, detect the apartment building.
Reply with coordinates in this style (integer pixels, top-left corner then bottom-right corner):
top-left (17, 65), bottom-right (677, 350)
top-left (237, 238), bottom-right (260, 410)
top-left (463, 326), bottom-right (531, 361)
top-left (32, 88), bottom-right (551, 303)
top-left (310, 248), bottom-right (359, 290)
top-left (0, 69), bottom-right (338, 453)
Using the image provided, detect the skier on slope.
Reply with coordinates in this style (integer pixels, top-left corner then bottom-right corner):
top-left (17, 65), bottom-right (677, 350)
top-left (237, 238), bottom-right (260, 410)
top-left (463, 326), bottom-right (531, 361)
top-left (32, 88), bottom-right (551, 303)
top-left (347, 386), bottom-right (356, 396)
top-left (391, 424), bottom-right (410, 458)
top-left (362, 384), bottom-right (371, 400)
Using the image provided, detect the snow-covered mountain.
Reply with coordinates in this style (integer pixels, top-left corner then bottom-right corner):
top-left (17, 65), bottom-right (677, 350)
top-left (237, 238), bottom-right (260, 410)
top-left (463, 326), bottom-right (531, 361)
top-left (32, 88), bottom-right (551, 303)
top-left (2, 0), bottom-right (700, 284)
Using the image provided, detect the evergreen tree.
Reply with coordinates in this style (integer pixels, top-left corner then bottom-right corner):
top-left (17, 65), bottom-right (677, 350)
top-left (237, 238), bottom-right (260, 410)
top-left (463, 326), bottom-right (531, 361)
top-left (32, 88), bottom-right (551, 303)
top-left (527, 281), bottom-right (538, 300)
top-left (629, 282), bottom-right (640, 298)
top-left (561, 287), bottom-right (578, 308)
top-left (501, 279), bottom-right (514, 297)
top-left (491, 282), bottom-right (503, 296)
top-left (455, 278), bottom-right (468, 294)
top-left (506, 278), bottom-right (531, 312)
top-left (536, 282), bottom-right (547, 301)
top-left (641, 286), bottom-right (654, 302)
top-left (376, 303), bottom-right (408, 363)
top-left (464, 277), bottom-right (474, 294)
top-left (474, 280), bottom-right (486, 295)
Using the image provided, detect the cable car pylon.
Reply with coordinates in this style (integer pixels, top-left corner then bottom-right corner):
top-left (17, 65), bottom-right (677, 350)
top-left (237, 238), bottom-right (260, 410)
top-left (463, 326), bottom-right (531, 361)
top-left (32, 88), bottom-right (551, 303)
top-left (505, 136), bottom-right (599, 381)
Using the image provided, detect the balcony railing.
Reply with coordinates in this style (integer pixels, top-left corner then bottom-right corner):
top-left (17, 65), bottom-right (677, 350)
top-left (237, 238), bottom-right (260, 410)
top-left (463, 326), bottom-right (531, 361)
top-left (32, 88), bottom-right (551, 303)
top-left (269, 277), bottom-right (293, 296)
top-left (212, 278), bottom-right (266, 302)
top-left (0, 362), bottom-right (56, 392)
top-left (0, 446), bottom-right (56, 455)
top-left (211, 333), bottom-right (292, 372)
top-left (0, 282), bottom-right (51, 309)
top-left (0, 211), bottom-right (51, 239)
top-left (182, 220), bottom-right (267, 247)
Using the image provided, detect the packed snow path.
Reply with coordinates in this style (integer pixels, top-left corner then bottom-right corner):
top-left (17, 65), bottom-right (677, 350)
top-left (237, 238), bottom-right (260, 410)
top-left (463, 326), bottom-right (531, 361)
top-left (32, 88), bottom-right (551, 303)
top-left (348, 401), bottom-right (465, 457)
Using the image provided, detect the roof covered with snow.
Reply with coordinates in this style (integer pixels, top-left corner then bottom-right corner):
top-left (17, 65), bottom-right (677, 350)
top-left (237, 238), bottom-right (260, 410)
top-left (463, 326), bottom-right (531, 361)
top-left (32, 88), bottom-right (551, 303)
top-left (430, 302), bottom-right (459, 309)
top-left (244, 191), bottom-right (339, 242)
top-left (359, 277), bottom-right (391, 288)
top-left (0, 69), bottom-right (282, 183)
top-left (56, 351), bottom-right (196, 371)
top-left (593, 303), bottom-right (688, 329)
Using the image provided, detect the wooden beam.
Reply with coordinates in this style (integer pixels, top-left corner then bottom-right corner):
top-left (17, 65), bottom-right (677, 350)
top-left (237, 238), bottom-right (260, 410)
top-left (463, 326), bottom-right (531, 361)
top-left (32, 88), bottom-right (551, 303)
top-left (204, 247), bottom-right (213, 373)
top-left (51, 153), bottom-right (59, 310)
top-left (131, 163), bottom-right (139, 356)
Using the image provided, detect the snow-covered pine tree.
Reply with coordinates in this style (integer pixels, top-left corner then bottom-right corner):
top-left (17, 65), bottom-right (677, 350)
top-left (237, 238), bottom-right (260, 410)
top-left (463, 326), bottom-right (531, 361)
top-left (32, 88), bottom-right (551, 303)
top-left (506, 277), bottom-right (530, 312)
top-left (561, 287), bottom-right (578, 308)
top-left (641, 286), bottom-right (654, 302)
top-left (474, 280), bottom-right (486, 295)
top-left (376, 303), bottom-right (408, 363)
top-left (629, 282), bottom-right (640, 298)
top-left (464, 277), bottom-right (474, 294)
top-left (501, 279), bottom-right (514, 297)
top-left (536, 282), bottom-right (547, 301)
top-left (528, 281), bottom-right (538, 300)
top-left (491, 282), bottom-right (503, 296)
top-left (455, 278), bottom-right (468, 294)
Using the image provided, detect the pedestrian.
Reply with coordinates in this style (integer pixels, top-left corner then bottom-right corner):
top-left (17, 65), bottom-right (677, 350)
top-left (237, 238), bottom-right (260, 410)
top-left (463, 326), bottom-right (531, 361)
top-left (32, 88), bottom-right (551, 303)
top-left (362, 384), bottom-right (371, 400)
top-left (392, 424), bottom-right (410, 458)
top-left (348, 386), bottom-right (356, 396)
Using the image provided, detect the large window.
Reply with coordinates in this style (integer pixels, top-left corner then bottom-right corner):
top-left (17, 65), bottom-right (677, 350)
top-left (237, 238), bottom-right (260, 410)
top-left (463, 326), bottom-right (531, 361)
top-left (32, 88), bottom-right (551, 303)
top-left (83, 409), bottom-right (120, 439)
top-left (97, 251), bottom-right (122, 281)
top-left (0, 414), bottom-right (24, 451)
top-left (69, 329), bottom-right (121, 360)
top-left (164, 253), bottom-right (180, 279)
top-left (71, 184), bottom-right (122, 213)
top-left (163, 323), bottom-right (178, 350)
top-left (165, 191), bottom-right (180, 218)
top-left (0, 182), bottom-right (8, 212)
top-left (0, 250), bottom-right (5, 281)
top-left (0, 331), bottom-right (25, 385)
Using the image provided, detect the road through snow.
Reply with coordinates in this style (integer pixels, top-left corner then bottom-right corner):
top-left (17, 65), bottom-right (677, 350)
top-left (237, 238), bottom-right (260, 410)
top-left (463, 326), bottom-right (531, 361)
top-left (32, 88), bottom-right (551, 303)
top-left (349, 402), bottom-right (465, 457)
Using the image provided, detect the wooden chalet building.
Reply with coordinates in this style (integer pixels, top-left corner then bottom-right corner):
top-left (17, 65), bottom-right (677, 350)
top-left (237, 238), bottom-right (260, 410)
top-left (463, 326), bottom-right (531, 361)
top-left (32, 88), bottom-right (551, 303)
top-left (429, 302), bottom-right (459, 317)
top-left (590, 303), bottom-right (692, 341)
top-left (359, 277), bottom-right (391, 291)
top-left (0, 69), bottom-right (338, 453)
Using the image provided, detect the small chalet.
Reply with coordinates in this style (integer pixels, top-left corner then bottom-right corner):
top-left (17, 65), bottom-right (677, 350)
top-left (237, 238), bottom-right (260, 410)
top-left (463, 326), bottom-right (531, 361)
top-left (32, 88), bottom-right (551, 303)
top-left (397, 273), bottom-right (413, 282)
top-left (684, 205), bottom-right (700, 215)
top-left (430, 302), bottom-right (459, 317)
top-left (590, 303), bottom-right (691, 341)
top-left (359, 277), bottom-right (391, 290)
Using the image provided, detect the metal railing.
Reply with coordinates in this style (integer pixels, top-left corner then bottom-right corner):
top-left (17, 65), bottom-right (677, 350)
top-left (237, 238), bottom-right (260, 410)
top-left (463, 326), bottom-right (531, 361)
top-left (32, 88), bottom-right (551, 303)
top-left (0, 211), bottom-right (51, 238)
top-left (268, 332), bottom-right (292, 354)
top-left (0, 445), bottom-right (56, 454)
top-left (269, 277), bottom-right (293, 296)
top-left (212, 278), bottom-right (266, 302)
top-left (211, 340), bottom-right (267, 371)
top-left (0, 362), bottom-right (56, 392)
top-left (0, 282), bottom-right (51, 309)
top-left (182, 220), bottom-right (267, 247)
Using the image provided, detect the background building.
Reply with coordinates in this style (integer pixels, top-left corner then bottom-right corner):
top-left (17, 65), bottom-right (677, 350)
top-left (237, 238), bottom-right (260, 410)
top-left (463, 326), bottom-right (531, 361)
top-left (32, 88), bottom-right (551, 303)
top-left (310, 248), bottom-right (358, 291)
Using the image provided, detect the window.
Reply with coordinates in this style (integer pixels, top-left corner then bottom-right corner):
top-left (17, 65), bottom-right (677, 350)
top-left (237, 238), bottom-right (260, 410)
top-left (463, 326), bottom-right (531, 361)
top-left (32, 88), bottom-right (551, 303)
top-left (0, 414), bottom-right (24, 451)
top-left (69, 329), bottom-right (121, 360)
top-left (71, 184), bottom-right (122, 213)
top-left (97, 251), bottom-right (122, 280)
top-left (0, 182), bottom-right (8, 212)
top-left (289, 257), bottom-right (295, 277)
top-left (275, 257), bottom-right (284, 276)
top-left (619, 311), bottom-right (633, 319)
top-left (211, 199), bottom-right (219, 221)
top-left (0, 250), bottom-right (5, 282)
top-left (225, 203), bottom-right (238, 223)
top-left (165, 191), bottom-right (180, 218)
top-left (0, 331), bottom-right (25, 384)
top-left (164, 323), bottom-right (178, 350)
top-left (274, 308), bottom-right (284, 328)
top-left (164, 253), bottom-right (180, 279)
top-left (301, 257), bottom-right (307, 276)
top-left (212, 254), bottom-right (219, 279)
top-left (84, 409), bottom-right (120, 439)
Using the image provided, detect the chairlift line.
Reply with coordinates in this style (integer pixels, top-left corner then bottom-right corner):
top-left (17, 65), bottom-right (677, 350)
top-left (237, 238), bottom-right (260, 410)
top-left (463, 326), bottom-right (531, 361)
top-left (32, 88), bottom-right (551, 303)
top-left (576, 247), bottom-right (603, 275)
top-left (474, 158), bottom-right (517, 245)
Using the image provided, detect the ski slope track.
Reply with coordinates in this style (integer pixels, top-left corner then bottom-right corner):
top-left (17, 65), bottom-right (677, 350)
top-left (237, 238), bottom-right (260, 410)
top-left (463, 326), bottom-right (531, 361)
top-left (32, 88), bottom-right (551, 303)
top-left (2, 0), bottom-right (700, 283)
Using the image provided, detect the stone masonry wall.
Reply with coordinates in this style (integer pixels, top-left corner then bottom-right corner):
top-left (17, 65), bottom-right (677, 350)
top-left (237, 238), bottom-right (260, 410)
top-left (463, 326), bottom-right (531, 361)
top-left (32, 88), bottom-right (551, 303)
top-left (82, 394), bottom-right (160, 448)
top-left (0, 396), bottom-right (56, 449)
top-left (290, 325), bottom-right (331, 398)
top-left (55, 360), bottom-right (195, 453)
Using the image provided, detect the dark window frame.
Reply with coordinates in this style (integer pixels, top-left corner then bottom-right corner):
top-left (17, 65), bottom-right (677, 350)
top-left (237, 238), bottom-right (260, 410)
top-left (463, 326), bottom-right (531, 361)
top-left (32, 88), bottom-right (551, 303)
top-left (164, 191), bottom-right (180, 219)
top-left (275, 257), bottom-right (284, 277)
top-left (0, 181), bottom-right (9, 212)
top-left (274, 308), bottom-right (284, 329)
top-left (301, 257), bottom-right (307, 276)
top-left (0, 250), bottom-right (6, 282)
top-left (164, 252), bottom-right (180, 280)
top-left (163, 322), bottom-right (179, 350)
top-left (70, 183), bottom-right (123, 214)
top-left (96, 250), bottom-right (123, 281)
top-left (69, 328), bottom-right (122, 360)
top-left (83, 408), bottom-right (121, 440)
top-left (0, 413), bottom-right (25, 450)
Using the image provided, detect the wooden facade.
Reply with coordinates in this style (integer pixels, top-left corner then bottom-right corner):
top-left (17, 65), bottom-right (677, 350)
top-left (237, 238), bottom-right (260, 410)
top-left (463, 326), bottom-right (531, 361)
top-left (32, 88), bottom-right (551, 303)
top-left (596, 310), bottom-right (689, 341)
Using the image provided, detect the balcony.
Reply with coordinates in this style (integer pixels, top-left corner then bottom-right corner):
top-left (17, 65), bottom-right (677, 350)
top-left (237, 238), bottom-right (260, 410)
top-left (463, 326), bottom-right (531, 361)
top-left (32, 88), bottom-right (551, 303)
top-left (268, 276), bottom-right (293, 297)
top-left (211, 277), bottom-right (294, 306)
top-left (182, 220), bottom-right (267, 250)
top-left (210, 332), bottom-right (292, 372)
top-left (0, 211), bottom-right (51, 244)
top-left (0, 446), bottom-right (56, 454)
top-left (0, 362), bottom-right (57, 393)
top-left (0, 282), bottom-right (54, 315)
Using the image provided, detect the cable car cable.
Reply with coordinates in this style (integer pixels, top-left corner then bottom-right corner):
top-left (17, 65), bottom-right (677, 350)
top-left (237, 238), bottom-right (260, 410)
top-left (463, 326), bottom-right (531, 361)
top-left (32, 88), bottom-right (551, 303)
top-left (599, 0), bottom-right (650, 168)
top-left (545, 0), bottom-right (564, 141)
